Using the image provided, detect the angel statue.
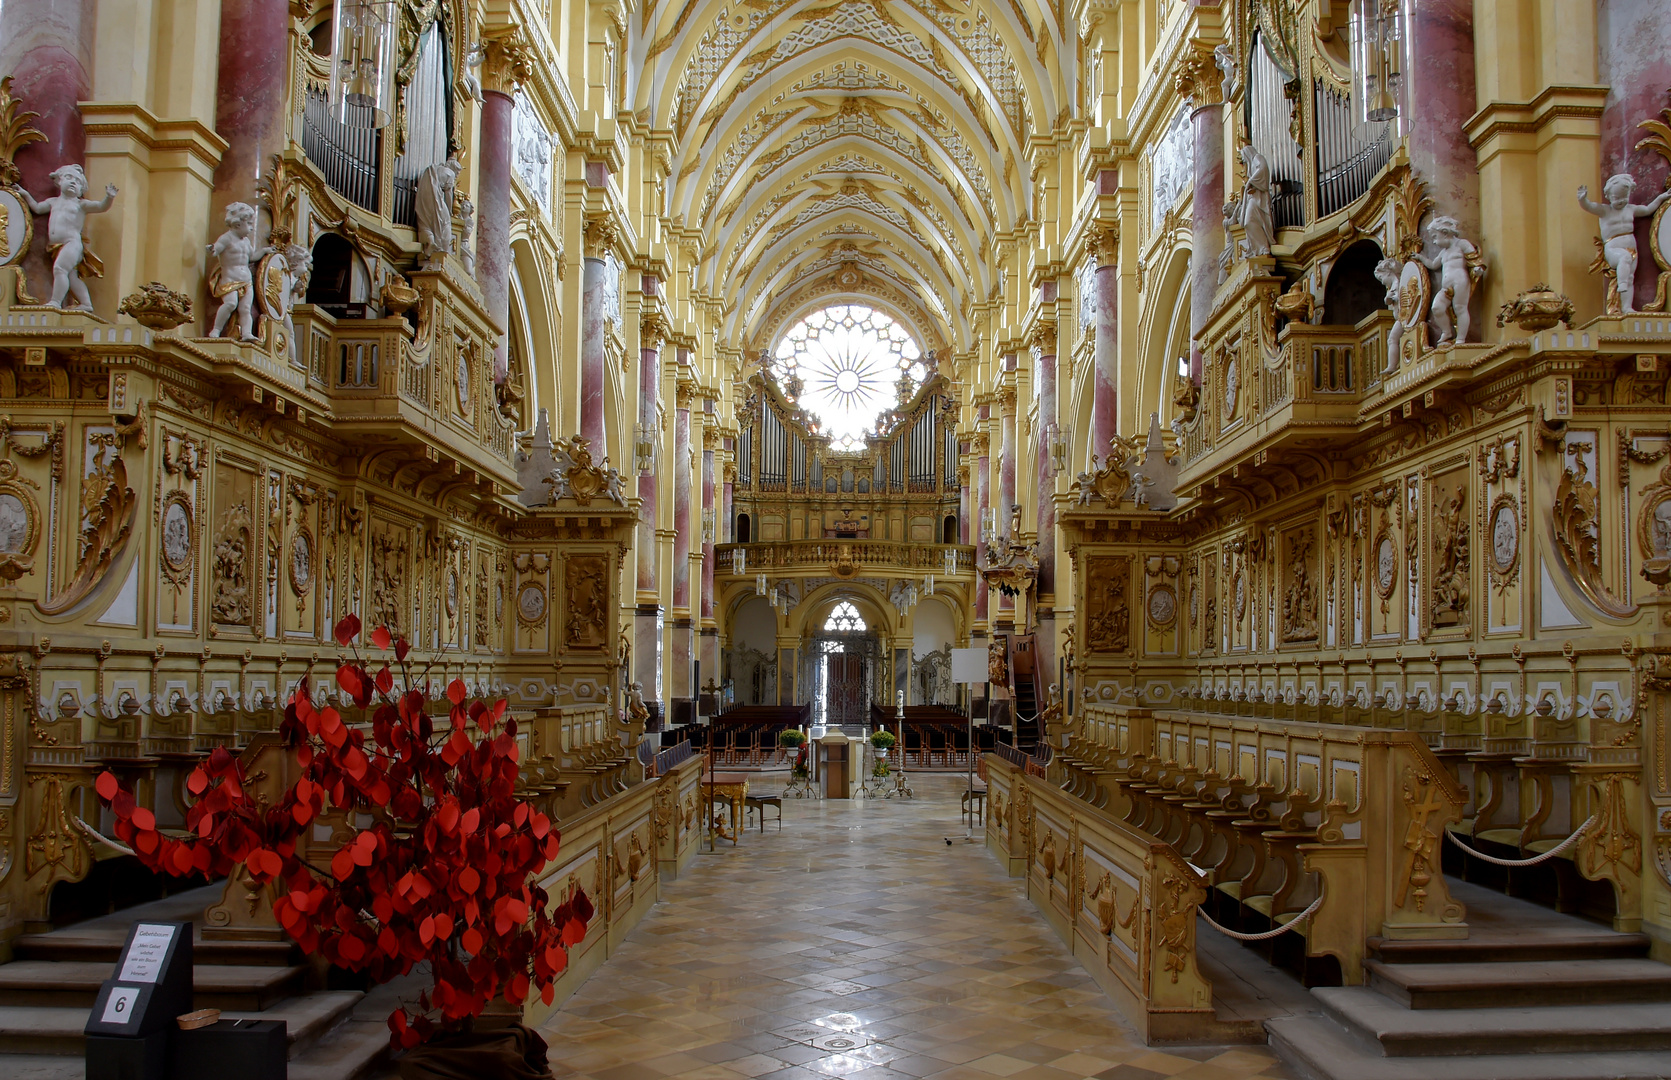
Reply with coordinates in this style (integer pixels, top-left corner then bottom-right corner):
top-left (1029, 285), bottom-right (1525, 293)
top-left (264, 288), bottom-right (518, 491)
top-left (22, 164), bottom-right (117, 311)
top-left (1578, 173), bottom-right (1670, 313)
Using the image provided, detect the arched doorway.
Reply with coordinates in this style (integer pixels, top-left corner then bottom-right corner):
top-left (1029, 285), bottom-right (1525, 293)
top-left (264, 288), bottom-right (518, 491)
top-left (736, 513), bottom-right (751, 543)
top-left (942, 514), bottom-right (957, 544)
top-left (805, 600), bottom-right (881, 728)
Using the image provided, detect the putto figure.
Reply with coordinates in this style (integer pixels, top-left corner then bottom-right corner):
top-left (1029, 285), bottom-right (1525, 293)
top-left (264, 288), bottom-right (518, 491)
top-left (1417, 215), bottom-right (1485, 345)
top-left (21, 164), bottom-right (117, 311)
top-left (208, 202), bottom-right (269, 341)
top-left (1578, 174), bottom-right (1670, 313)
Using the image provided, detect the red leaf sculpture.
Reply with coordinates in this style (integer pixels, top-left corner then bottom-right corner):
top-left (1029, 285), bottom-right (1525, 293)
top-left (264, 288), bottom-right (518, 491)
top-left (93, 614), bottom-right (590, 1050)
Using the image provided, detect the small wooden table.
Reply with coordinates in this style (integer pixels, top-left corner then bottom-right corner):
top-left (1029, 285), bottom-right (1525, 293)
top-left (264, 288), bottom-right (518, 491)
top-left (703, 771), bottom-right (750, 843)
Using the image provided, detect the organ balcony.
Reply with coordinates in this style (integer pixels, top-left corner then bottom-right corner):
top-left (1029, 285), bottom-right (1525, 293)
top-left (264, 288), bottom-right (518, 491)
top-left (715, 540), bottom-right (976, 579)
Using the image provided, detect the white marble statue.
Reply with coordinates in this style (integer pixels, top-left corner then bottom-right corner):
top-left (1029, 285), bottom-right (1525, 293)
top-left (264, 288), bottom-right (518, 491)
top-left (1214, 43), bottom-right (1238, 102)
top-left (1578, 174), bottom-right (1671, 314)
top-left (415, 155), bottom-right (462, 266)
top-left (21, 164), bottom-right (117, 311)
top-left (1417, 215), bottom-right (1485, 345)
top-left (1075, 470), bottom-right (1096, 506)
top-left (454, 190), bottom-right (476, 278)
top-left (208, 202), bottom-right (269, 341)
top-left (1216, 198), bottom-right (1236, 284)
top-left (1374, 257), bottom-right (1408, 373)
top-left (1236, 145), bottom-right (1273, 259)
top-left (603, 466), bottom-right (626, 506)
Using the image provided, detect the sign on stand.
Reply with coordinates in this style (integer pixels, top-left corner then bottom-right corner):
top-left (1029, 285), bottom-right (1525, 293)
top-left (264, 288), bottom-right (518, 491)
top-left (85, 920), bottom-right (193, 1079)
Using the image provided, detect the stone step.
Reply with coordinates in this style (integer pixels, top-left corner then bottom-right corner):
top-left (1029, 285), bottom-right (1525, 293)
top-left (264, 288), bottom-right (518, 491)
top-left (1266, 1013), bottom-right (1671, 1080)
top-left (11, 933), bottom-right (298, 968)
top-left (287, 1019), bottom-right (392, 1080)
top-left (0, 961), bottom-right (305, 1010)
top-left (0, 990), bottom-right (361, 1058)
top-left (1365, 958), bottom-right (1671, 1010)
top-left (1313, 986), bottom-right (1671, 1056)
top-left (1366, 930), bottom-right (1651, 965)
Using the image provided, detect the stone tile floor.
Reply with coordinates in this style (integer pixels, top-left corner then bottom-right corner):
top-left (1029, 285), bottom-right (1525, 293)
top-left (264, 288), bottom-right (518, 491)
top-left (538, 774), bottom-right (1290, 1080)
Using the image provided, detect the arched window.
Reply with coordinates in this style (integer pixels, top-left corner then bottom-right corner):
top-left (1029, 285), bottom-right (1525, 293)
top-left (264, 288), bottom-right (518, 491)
top-left (823, 601), bottom-right (866, 633)
top-left (943, 515), bottom-right (958, 544)
top-left (735, 513), bottom-right (751, 543)
top-left (771, 305), bottom-right (925, 452)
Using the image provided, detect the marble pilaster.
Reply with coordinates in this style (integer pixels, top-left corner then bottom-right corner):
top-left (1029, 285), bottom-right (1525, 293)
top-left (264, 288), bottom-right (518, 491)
top-left (1188, 101), bottom-right (1225, 384)
top-left (475, 90), bottom-right (514, 382)
top-left (580, 216), bottom-right (615, 447)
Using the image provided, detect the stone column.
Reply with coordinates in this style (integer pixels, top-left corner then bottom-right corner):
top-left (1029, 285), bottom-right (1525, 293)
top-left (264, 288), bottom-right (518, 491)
top-left (579, 216), bottom-right (615, 447)
top-left (0, 0), bottom-right (94, 299)
top-left (475, 36), bottom-right (527, 383)
top-left (1404, 1), bottom-right (1480, 242)
top-left (700, 422), bottom-right (718, 693)
top-left (1599, 1), bottom-right (1671, 303)
top-left (959, 464), bottom-right (971, 545)
top-left (1091, 226), bottom-right (1120, 455)
top-left (973, 425), bottom-right (990, 626)
top-left (671, 372), bottom-right (694, 704)
top-left (208, 0), bottom-right (290, 204)
top-left (635, 314), bottom-right (665, 715)
top-left (1032, 322), bottom-right (1057, 678)
top-left (998, 383), bottom-right (1017, 623)
top-left (1180, 44), bottom-right (1226, 385)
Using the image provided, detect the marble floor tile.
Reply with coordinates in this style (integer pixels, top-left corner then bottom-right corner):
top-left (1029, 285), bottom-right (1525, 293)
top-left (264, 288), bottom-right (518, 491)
top-left (539, 775), bottom-right (1289, 1080)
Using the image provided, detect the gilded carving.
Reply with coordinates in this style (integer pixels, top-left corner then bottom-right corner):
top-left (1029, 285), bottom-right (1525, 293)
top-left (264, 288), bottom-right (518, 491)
top-left (1395, 767), bottom-right (1444, 913)
top-left (565, 555), bottom-right (609, 648)
top-left (1281, 529), bottom-right (1318, 643)
top-left (38, 438), bottom-right (136, 616)
top-left (1553, 444), bottom-right (1636, 617)
top-left (1430, 483), bottom-right (1470, 629)
top-left (1154, 869), bottom-right (1198, 984)
top-left (1084, 556), bottom-right (1131, 654)
top-left (209, 503), bottom-right (254, 626)
top-left (25, 774), bottom-right (87, 881)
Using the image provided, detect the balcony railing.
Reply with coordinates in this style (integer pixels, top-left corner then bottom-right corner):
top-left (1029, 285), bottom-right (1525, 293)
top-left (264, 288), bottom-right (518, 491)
top-left (716, 540), bottom-right (976, 575)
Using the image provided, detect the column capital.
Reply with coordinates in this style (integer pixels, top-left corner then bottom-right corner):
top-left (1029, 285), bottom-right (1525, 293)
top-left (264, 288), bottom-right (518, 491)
top-left (583, 215), bottom-right (619, 259)
top-left (1087, 222), bottom-right (1120, 263)
top-left (1028, 320), bottom-right (1057, 356)
top-left (970, 430), bottom-right (989, 456)
top-left (1175, 39), bottom-right (1224, 109)
top-left (479, 28), bottom-right (534, 96)
top-left (640, 311), bottom-right (668, 351)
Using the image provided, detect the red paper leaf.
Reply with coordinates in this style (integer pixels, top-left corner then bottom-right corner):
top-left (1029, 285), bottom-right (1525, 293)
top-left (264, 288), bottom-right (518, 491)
top-left (132, 807), bottom-right (156, 832)
top-left (375, 666), bottom-right (394, 696)
top-left (331, 848), bottom-right (355, 880)
top-left (462, 927), bottom-right (483, 955)
top-left (339, 934), bottom-right (366, 962)
top-left (561, 917), bottom-right (586, 947)
top-left (458, 867), bottom-right (480, 893)
top-left (334, 614), bottom-right (362, 646)
top-left (186, 768), bottom-right (208, 796)
top-left (96, 772), bottom-right (119, 801)
top-left (371, 626), bottom-right (392, 651)
top-left (337, 664), bottom-right (362, 697)
top-left (447, 678), bottom-right (466, 705)
top-left (394, 638), bottom-right (411, 661)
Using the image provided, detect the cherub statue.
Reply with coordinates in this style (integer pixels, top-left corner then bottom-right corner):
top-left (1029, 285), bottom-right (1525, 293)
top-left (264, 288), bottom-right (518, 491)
top-left (1214, 43), bottom-right (1238, 102)
top-left (1075, 470), bottom-right (1096, 506)
top-left (1417, 215), bottom-right (1486, 345)
top-left (626, 681), bottom-right (649, 724)
top-left (454, 190), bottom-right (476, 277)
top-left (1216, 198), bottom-right (1236, 284)
top-left (208, 202), bottom-right (269, 341)
top-left (21, 164), bottom-right (117, 311)
top-left (603, 466), bottom-right (626, 505)
top-left (1374, 257), bottom-right (1408, 372)
top-left (1236, 145), bottom-right (1273, 259)
top-left (1578, 174), bottom-right (1670, 313)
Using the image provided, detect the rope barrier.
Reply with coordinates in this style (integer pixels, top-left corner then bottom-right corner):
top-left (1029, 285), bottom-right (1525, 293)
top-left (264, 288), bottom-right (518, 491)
top-left (73, 815), bottom-right (135, 856)
top-left (1197, 892), bottom-right (1324, 942)
top-left (1444, 815), bottom-right (1596, 867)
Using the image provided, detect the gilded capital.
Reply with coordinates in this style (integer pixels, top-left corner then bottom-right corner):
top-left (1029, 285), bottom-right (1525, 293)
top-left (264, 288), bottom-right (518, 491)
top-left (584, 216), bottom-right (619, 260)
top-left (970, 431), bottom-right (990, 456)
top-left (640, 311), bottom-right (668, 351)
top-left (1029, 321), bottom-right (1058, 355)
top-left (1087, 222), bottom-right (1119, 263)
top-left (1175, 41), bottom-right (1222, 108)
top-left (479, 29), bottom-right (534, 96)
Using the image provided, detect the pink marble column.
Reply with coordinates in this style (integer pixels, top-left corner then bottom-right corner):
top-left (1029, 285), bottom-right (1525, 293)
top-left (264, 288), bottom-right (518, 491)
top-left (1189, 102), bottom-right (1226, 384)
top-left (1600, 0), bottom-right (1671, 303)
top-left (211, 0), bottom-right (290, 201)
top-left (701, 438), bottom-right (716, 621)
top-left (1034, 337), bottom-right (1057, 599)
top-left (635, 342), bottom-right (661, 596)
top-left (0, 0), bottom-right (92, 300)
top-left (1093, 262), bottom-right (1119, 455)
top-left (671, 373), bottom-right (693, 701)
top-left (998, 386), bottom-right (1017, 621)
top-left (975, 427), bottom-right (990, 625)
top-left (959, 474), bottom-right (971, 545)
top-left (475, 90), bottom-right (513, 382)
top-left (579, 252), bottom-right (608, 446)
top-left (1404, 1), bottom-right (1479, 243)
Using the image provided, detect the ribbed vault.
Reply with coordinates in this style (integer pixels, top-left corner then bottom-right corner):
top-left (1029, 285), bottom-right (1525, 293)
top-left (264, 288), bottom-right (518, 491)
top-left (629, 0), bottom-right (1057, 356)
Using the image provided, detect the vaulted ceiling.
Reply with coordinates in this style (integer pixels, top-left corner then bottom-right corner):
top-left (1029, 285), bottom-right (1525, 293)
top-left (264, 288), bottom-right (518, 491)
top-left (629, 0), bottom-right (1066, 356)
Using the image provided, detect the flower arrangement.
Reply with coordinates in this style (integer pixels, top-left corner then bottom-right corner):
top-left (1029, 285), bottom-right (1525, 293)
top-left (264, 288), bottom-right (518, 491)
top-left (777, 728), bottom-right (807, 748)
top-left (868, 730), bottom-right (897, 750)
top-left (93, 615), bottom-right (591, 1051)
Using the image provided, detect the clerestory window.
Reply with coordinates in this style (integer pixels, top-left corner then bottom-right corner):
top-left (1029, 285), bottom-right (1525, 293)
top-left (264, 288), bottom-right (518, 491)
top-left (771, 305), bottom-right (926, 453)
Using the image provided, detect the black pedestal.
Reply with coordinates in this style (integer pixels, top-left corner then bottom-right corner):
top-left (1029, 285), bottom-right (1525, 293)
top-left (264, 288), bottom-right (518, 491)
top-left (169, 1019), bottom-right (287, 1080)
top-left (86, 1031), bottom-right (169, 1080)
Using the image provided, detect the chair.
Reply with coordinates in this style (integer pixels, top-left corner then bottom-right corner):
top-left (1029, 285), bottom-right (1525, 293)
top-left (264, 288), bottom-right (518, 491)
top-left (928, 729), bottom-right (949, 768)
top-left (745, 793), bottom-right (782, 832)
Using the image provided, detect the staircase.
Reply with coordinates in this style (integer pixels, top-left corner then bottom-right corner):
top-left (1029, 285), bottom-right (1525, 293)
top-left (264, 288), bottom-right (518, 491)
top-left (1266, 879), bottom-right (1671, 1079)
top-left (0, 883), bottom-right (396, 1080)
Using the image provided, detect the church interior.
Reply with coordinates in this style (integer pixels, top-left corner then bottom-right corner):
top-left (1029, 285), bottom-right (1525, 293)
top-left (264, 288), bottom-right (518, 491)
top-left (0, 0), bottom-right (1670, 1077)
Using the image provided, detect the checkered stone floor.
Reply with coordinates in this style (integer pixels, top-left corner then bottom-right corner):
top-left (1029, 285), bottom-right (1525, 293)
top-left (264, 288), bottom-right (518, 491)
top-left (539, 773), bottom-right (1290, 1080)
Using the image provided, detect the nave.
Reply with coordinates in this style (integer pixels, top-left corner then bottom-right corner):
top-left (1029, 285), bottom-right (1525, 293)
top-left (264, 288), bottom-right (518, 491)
top-left (538, 777), bottom-right (1290, 1080)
